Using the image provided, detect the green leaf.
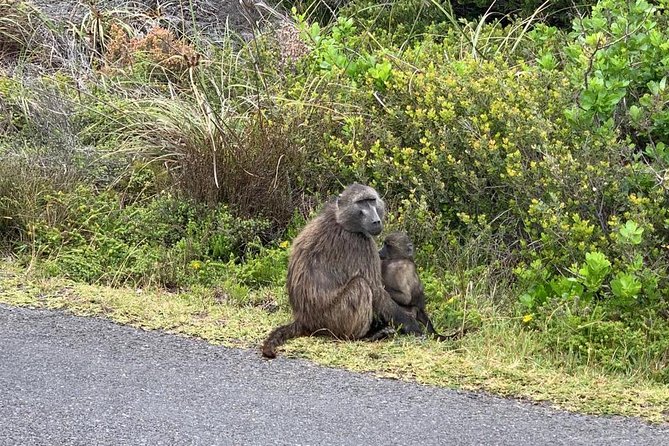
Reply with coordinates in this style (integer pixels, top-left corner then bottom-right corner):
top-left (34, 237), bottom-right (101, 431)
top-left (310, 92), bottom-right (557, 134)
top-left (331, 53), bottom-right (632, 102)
top-left (619, 220), bottom-right (644, 245)
top-left (519, 293), bottom-right (534, 309)
top-left (578, 251), bottom-right (611, 292)
top-left (581, 90), bottom-right (596, 111)
top-left (585, 251), bottom-right (611, 272)
top-left (550, 276), bottom-right (584, 299)
top-left (629, 105), bottom-right (642, 122)
top-left (611, 273), bottom-right (642, 299)
top-left (537, 52), bottom-right (557, 71)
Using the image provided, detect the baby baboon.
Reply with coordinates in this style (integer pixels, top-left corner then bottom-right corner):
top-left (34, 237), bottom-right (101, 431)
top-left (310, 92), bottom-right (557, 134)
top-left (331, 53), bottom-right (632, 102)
top-left (261, 184), bottom-right (423, 358)
top-left (379, 231), bottom-right (447, 341)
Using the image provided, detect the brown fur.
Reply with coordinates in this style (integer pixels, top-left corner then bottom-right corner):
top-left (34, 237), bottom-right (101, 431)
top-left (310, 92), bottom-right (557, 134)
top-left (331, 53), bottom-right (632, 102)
top-left (261, 184), bottom-right (422, 358)
top-left (380, 231), bottom-right (448, 341)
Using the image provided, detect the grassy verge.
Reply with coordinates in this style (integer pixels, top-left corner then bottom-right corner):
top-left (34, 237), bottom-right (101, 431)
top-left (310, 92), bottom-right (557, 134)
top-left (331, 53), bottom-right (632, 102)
top-left (1, 259), bottom-right (667, 423)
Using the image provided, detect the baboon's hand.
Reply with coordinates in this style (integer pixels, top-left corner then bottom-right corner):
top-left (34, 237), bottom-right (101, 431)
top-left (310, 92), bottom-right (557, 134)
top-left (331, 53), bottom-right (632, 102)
top-left (365, 326), bottom-right (396, 341)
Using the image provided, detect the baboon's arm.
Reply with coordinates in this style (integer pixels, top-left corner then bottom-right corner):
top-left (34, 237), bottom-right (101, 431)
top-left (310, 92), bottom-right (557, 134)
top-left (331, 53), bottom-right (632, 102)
top-left (416, 308), bottom-right (441, 336)
top-left (410, 282), bottom-right (427, 309)
top-left (386, 287), bottom-right (412, 306)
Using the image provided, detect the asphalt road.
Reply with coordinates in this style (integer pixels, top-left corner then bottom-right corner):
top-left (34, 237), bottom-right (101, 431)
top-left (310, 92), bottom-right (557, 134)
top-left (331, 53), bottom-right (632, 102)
top-left (1, 304), bottom-right (667, 446)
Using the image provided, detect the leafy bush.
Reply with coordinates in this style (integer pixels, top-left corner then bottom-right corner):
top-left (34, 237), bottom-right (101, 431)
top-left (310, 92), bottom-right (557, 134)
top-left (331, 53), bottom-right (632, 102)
top-left (18, 186), bottom-right (272, 287)
top-left (290, 28), bottom-right (667, 275)
top-left (561, 0), bottom-right (669, 149)
top-left (295, 14), bottom-right (394, 88)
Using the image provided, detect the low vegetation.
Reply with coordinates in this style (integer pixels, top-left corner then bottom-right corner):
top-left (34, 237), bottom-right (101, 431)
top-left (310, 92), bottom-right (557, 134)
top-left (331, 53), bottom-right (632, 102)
top-left (2, 260), bottom-right (668, 422)
top-left (1, 0), bottom-right (667, 422)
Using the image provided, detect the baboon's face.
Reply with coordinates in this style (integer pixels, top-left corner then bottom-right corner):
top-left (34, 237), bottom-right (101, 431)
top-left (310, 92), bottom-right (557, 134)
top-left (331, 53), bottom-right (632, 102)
top-left (336, 184), bottom-right (385, 236)
top-left (379, 231), bottom-right (414, 261)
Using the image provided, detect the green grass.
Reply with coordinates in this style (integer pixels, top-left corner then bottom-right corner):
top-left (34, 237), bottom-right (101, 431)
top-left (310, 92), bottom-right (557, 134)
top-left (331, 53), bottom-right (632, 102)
top-left (1, 259), bottom-right (667, 423)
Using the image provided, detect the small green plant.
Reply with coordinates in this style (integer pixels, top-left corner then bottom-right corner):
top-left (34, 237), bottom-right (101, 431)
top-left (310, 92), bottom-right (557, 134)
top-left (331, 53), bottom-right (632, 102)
top-left (296, 13), bottom-right (394, 89)
top-left (577, 251), bottom-right (611, 294)
top-left (16, 186), bottom-right (272, 287)
top-left (610, 273), bottom-right (642, 301)
top-left (367, 60), bottom-right (393, 90)
top-left (231, 244), bottom-right (289, 288)
top-left (619, 220), bottom-right (644, 246)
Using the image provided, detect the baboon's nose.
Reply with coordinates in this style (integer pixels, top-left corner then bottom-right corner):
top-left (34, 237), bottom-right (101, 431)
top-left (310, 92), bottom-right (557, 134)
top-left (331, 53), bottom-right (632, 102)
top-left (370, 220), bottom-right (383, 235)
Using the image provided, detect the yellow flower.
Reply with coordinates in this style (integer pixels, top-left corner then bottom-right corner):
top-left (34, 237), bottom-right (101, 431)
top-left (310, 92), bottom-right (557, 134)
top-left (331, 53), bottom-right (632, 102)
top-left (279, 241), bottom-right (290, 249)
top-left (522, 314), bottom-right (533, 323)
top-left (190, 260), bottom-right (202, 270)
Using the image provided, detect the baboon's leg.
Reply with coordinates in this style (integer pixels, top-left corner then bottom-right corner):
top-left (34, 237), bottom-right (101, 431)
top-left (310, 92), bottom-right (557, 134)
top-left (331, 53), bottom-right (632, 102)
top-left (364, 326), bottom-right (396, 341)
top-left (364, 305), bottom-right (416, 341)
top-left (313, 276), bottom-right (374, 339)
top-left (374, 291), bottom-right (424, 336)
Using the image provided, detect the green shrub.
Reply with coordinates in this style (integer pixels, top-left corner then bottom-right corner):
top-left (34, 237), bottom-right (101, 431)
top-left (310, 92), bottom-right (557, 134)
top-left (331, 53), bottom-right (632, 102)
top-left (296, 15), bottom-right (395, 89)
top-left (563, 0), bottom-right (669, 148)
top-left (528, 294), bottom-right (669, 381)
top-left (18, 186), bottom-right (272, 287)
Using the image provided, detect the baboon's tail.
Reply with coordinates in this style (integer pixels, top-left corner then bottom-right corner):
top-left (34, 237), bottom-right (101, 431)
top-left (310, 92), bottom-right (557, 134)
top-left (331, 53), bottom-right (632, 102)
top-left (261, 321), bottom-right (305, 359)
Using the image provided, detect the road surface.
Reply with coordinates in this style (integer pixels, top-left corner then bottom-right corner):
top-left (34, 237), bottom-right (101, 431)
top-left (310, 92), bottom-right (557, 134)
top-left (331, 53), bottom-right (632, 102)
top-left (1, 304), bottom-right (667, 445)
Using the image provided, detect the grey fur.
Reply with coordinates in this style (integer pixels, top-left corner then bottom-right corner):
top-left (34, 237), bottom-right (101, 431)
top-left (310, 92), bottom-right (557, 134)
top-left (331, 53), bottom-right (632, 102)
top-left (379, 231), bottom-right (448, 341)
top-left (261, 184), bottom-right (422, 358)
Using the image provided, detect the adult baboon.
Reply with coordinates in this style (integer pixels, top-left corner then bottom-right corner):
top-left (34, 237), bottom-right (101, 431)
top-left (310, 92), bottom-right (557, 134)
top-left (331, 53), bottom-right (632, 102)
top-left (261, 184), bottom-right (423, 358)
top-left (379, 231), bottom-right (448, 341)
